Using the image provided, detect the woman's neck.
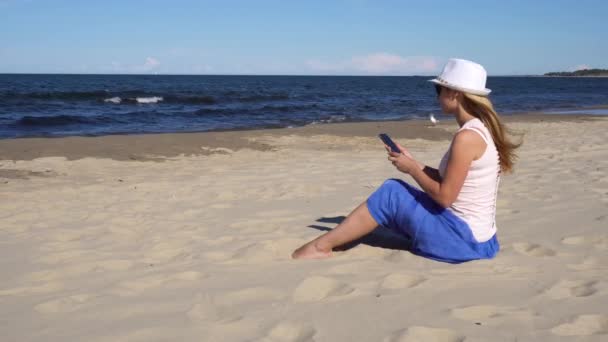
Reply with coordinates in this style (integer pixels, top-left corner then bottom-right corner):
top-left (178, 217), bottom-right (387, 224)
top-left (454, 107), bottom-right (477, 127)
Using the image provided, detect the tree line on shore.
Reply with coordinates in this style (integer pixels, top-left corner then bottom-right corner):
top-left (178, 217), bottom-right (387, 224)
top-left (544, 69), bottom-right (608, 76)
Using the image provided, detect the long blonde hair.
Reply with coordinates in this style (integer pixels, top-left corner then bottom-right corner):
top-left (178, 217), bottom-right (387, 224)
top-left (461, 93), bottom-right (521, 173)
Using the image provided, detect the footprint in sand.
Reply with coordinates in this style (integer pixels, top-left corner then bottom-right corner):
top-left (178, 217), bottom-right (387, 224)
top-left (325, 262), bottom-right (370, 275)
top-left (0, 281), bottom-right (63, 296)
top-left (228, 220), bottom-right (282, 234)
top-left (23, 270), bottom-right (62, 282)
top-left (40, 249), bottom-right (89, 264)
top-left (450, 305), bottom-right (536, 325)
top-left (380, 274), bottom-right (426, 290)
top-left (206, 235), bottom-right (237, 246)
top-left (214, 190), bottom-right (238, 201)
top-left (226, 238), bottom-right (305, 264)
top-left (512, 242), bottom-right (556, 257)
top-left (229, 217), bottom-right (308, 234)
top-left (209, 203), bottom-right (234, 209)
top-left (551, 314), bottom-right (608, 336)
top-left (568, 257), bottom-right (604, 271)
top-left (115, 274), bottom-right (171, 293)
top-left (34, 294), bottom-right (95, 314)
top-left (217, 287), bottom-right (285, 306)
top-left (384, 326), bottom-right (464, 342)
top-left (262, 321), bottom-right (316, 342)
top-left (542, 280), bottom-right (597, 299)
top-left (95, 259), bottom-right (135, 271)
top-left (111, 271), bottom-right (204, 296)
top-left (293, 276), bottom-right (354, 303)
top-left (94, 326), bottom-right (178, 342)
top-left (229, 243), bottom-right (276, 262)
top-left (383, 251), bottom-right (412, 263)
top-left (203, 250), bottom-right (234, 262)
top-left (187, 294), bottom-right (242, 324)
top-left (142, 241), bottom-right (191, 263)
top-left (255, 209), bottom-right (301, 218)
top-left (172, 271), bottom-right (204, 281)
top-left (561, 235), bottom-right (608, 250)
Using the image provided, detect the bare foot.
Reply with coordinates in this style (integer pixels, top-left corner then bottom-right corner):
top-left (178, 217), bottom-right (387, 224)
top-left (292, 241), bottom-right (333, 260)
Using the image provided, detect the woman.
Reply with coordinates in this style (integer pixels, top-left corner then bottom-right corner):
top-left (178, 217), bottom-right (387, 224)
top-left (292, 58), bottom-right (520, 263)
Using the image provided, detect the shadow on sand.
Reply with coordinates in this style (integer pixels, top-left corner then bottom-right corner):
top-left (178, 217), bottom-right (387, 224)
top-left (308, 216), bottom-right (412, 252)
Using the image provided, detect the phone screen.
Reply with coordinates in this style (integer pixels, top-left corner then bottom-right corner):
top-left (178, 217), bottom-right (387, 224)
top-left (378, 133), bottom-right (400, 153)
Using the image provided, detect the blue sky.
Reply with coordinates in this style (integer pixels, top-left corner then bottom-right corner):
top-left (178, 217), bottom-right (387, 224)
top-left (1, 0), bottom-right (606, 75)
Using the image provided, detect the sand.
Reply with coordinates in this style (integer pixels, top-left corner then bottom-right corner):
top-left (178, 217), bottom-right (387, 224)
top-left (1, 114), bottom-right (607, 341)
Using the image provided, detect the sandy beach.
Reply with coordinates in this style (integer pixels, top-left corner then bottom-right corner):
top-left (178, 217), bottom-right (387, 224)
top-left (1, 113), bottom-right (607, 341)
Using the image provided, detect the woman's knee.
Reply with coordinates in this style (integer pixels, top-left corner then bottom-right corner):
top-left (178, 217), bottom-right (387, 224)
top-left (379, 178), bottom-right (417, 196)
top-left (371, 179), bottom-right (408, 210)
top-left (368, 179), bottom-right (418, 235)
top-left (380, 178), bottom-right (407, 191)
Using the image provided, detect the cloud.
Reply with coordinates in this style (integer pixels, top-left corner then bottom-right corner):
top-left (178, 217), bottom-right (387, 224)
top-left (571, 64), bottom-right (591, 71)
top-left (108, 57), bottom-right (161, 73)
top-left (141, 57), bottom-right (160, 71)
top-left (306, 53), bottom-right (440, 75)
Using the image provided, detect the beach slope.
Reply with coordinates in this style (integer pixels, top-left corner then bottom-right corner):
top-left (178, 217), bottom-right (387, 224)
top-left (1, 115), bottom-right (607, 341)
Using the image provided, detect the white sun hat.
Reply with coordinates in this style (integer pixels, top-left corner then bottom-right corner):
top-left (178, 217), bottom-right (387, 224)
top-left (429, 58), bottom-right (491, 96)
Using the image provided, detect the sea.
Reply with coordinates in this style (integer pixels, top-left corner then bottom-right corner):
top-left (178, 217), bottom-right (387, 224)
top-left (1, 74), bottom-right (607, 139)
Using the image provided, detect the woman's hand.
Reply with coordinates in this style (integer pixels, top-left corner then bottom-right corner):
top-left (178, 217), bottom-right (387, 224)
top-left (395, 143), bottom-right (413, 159)
top-left (385, 143), bottom-right (419, 174)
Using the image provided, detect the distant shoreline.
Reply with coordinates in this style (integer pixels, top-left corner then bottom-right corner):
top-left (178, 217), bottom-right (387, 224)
top-left (541, 75), bottom-right (608, 78)
top-left (544, 69), bottom-right (608, 77)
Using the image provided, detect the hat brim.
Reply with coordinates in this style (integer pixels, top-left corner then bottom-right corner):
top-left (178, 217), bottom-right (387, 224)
top-left (428, 78), bottom-right (491, 96)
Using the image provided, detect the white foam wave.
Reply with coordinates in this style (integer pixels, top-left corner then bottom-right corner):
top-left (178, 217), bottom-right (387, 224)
top-left (136, 96), bottom-right (163, 104)
top-left (104, 96), bottom-right (122, 104)
top-left (309, 115), bottom-right (347, 125)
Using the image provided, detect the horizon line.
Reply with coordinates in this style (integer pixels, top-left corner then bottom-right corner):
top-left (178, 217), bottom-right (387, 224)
top-left (0, 72), bottom-right (543, 77)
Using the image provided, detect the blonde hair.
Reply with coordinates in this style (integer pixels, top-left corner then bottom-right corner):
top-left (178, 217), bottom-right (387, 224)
top-left (461, 93), bottom-right (522, 173)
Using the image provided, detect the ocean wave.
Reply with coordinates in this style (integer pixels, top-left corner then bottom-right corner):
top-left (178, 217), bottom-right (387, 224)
top-left (222, 91), bottom-right (290, 102)
top-left (191, 103), bottom-right (320, 117)
top-left (193, 108), bottom-right (238, 116)
top-left (0, 90), bottom-right (110, 101)
top-left (309, 115), bottom-right (349, 125)
top-left (14, 111), bottom-right (166, 128)
top-left (0, 91), bottom-right (212, 105)
top-left (258, 103), bottom-right (319, 112)
top-left (16, 115), bottom-right (97, 127)
top-left (239, 94), bottom-right (290, 102)
top-left (104, 96), bottom-right (122, 104)
top-left (0, 90), bottom-right (297, 106)
top-left (107, 96), bottom-right (164, 104)
top-left (134, 96), bottom-right (163, 104)
top-left (164, 95), bottom-right (217, 104)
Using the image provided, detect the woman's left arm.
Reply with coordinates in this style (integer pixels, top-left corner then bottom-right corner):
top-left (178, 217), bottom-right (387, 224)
top-left (389, 130), bottom-right (484, 208)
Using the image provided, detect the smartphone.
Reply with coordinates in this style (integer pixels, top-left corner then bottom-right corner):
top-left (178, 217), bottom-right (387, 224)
top-left (378, 133), bottom-right (400, 153)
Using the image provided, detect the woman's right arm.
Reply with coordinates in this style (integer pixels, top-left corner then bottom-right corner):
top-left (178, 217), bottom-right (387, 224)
top-left (422, 166), bottom-right (442, 183)
top-left (395, 143), bottom-right (442, 183)
top-left (390, 131), bottom-right (482, 208)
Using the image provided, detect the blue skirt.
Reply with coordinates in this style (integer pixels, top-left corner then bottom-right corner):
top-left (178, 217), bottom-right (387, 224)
top-left (366, 179), bottom-right (499, 263)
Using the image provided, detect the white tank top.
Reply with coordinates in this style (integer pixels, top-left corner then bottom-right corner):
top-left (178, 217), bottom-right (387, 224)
top-left (438, 118), bottom-right (500, 242)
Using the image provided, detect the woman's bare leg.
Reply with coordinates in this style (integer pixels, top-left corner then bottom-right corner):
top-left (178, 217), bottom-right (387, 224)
top-left (292, 202), bottom-right (379, 259)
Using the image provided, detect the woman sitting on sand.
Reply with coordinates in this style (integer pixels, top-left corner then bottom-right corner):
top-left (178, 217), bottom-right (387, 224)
top-left (293, 58), bottom-right (520, 263)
